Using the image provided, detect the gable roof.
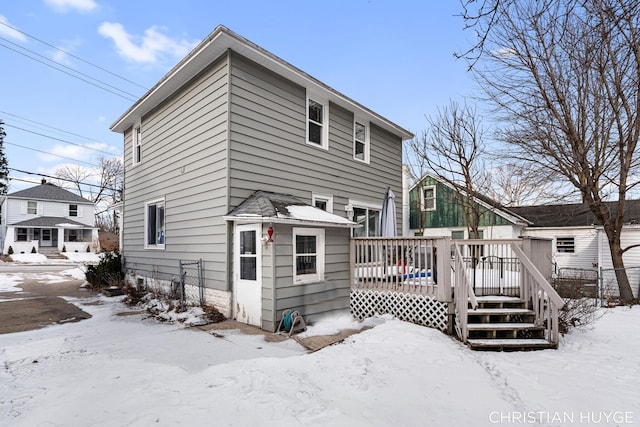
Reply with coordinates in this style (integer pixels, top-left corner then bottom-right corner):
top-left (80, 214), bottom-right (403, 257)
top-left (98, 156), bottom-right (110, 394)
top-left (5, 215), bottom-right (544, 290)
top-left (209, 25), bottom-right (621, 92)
top-left (110, 26), bottom-right (412, 140)
top-left (224, 190), bottom-right (358, 228)
top-left (8, 182), bottom-right (93, 204)
top-left (510, 200), bottom-right (640, 227)
top-left (410, 172), bottom-right (532, 226)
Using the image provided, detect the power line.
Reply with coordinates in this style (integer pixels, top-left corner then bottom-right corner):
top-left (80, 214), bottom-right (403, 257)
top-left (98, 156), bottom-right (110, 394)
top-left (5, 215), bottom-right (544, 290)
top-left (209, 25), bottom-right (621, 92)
top-left (9, 167), bottom-right (121, 193)
top-left (5, 141), bottom-right (99, 167)
top-left (0, 38), bottom-right (139, 101)
top-left (0, 20), bottom-right (148, 91)
top-left (5, 123), bottom-right (120, 157)
top-left (0, 111), bottom-right (119, 151)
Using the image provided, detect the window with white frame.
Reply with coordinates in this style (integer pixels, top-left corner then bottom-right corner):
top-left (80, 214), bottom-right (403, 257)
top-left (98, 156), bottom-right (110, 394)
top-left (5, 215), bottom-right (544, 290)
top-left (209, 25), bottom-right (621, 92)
top-left (420, 186), bottom-right (436, 211)
top-left (69, 204), bottom-right (78, 217)
top-left (145, 198), bottom-right (165, 249)
top-left (312, 193), bottom-right (333, 212)
top-left (307, 97), bottom-right (328, 149)
top-left (17, 228), bottom-right (28, 241)
top-left (351, 205), bottom-right (381, 237)
top-left (293, 228), bottom-right (325, 283)
top-left (27, 201), bottom-right (38, 215)
top-left (353, 120), bottom-right (370, 163)
top-left (133, 126), bottom-right (142, 165)
top-left (451, 230), bottom-right (465, 240)
top-left (556, 237), bottom-right (575, 253)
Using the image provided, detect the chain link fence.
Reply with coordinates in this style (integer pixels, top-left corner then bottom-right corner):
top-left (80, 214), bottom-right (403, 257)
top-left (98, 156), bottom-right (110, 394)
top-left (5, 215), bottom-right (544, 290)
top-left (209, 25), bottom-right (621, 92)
top-left (178, 259), bottom-right (204, 311)
top-left (553, 265), bottom-right (640, 305)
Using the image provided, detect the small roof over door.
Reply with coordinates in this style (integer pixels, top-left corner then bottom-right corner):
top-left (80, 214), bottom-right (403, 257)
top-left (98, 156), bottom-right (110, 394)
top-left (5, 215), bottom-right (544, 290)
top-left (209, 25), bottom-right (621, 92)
top-left (224, 191), bottom-right (359, 229)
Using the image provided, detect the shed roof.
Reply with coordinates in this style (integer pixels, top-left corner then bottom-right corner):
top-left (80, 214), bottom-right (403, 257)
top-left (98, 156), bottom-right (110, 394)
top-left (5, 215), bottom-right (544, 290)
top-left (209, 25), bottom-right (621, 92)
top-left (8, 182), bottom-right (93, 204)
top-left (510, 200), bottom-right (640, 227)
top-left (110, 25), bottom-right (412, 140)
top-left (225, 191), bottom-right (358, 228)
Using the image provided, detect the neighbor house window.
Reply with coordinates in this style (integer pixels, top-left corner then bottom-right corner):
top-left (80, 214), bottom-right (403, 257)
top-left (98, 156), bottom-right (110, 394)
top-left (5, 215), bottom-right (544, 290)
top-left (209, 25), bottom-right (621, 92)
top-left (17, 228), bottom-right (28, 241)
top-left (312, 193), bottom-right (333, 212)
top-left (556, 237), bottom-right (575, 253)
top-left (145, 198), bottom-right (165, 249)
top-left (421, 186), bottom-right (436, 211)
top-left (65, 229), bottom-right (84, 242)
top-left (133, 126), bottom-right (142, 165)
top-left (353, 121), bottom-right (370, 163)
top-left (27, 201), bottom-right (38, 215)
top-left (451, 230), bottom-right (465, 240)
top-left (293, 228), bottom-right (325, 284)
top-left (307, 97), bottom-right (328, 149)
top-left (69, 204), bottom-right (78, 217)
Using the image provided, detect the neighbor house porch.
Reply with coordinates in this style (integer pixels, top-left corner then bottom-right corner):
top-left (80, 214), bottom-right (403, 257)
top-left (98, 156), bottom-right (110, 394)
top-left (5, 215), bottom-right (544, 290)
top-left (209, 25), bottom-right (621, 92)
top-left (4, 218), bottom-right (98, 254)
top-left (350, 237), bottom-right (564, 350)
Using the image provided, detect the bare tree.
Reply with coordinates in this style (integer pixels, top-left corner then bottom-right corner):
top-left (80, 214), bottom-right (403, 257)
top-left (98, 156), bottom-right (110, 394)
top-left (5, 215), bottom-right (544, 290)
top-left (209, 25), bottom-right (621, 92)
top-left (485, 162), bottom-right (573, 207)
top-left (55, 156), bottom-right (123, 233)
top-left (472, 0), bottom-right (640, 303)
top-left (407, 100), bottom-right (490, 238)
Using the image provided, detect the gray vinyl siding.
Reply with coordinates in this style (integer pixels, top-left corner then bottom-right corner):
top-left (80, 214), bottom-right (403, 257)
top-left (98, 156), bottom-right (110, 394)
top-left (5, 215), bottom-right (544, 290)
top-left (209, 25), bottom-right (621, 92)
top-left (122, 54), bottom-right (230, 290)
top-left (263, 225), bottom-right (351, 331)
top-left (227, 52), bottom-right (403, 222)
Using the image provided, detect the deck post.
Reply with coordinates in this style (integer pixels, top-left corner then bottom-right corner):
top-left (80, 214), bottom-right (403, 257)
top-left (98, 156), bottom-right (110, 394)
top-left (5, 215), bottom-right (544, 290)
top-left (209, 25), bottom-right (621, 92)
top-left (435, 237), bottom-right (452, 302)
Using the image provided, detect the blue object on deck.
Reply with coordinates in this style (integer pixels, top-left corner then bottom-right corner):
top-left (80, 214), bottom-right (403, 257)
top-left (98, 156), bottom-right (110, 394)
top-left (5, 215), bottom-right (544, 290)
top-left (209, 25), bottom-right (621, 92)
top-left (403, 270), bottom-right (431, 280)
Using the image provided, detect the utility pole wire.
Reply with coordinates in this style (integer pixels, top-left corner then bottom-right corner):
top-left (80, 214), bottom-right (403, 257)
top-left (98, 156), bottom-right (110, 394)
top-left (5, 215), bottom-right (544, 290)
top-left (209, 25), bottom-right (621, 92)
top-left (0, 20), bottom-right (148, 91)
top-left (8, 167), bottom-right (121, 193)
top-left (4, 141), bottom-right (99, 167)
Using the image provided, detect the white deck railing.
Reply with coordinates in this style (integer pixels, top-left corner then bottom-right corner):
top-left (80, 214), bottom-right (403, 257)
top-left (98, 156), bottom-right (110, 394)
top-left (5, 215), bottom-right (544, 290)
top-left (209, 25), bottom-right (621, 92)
top-left (350, 237), bottom-right (452, 302)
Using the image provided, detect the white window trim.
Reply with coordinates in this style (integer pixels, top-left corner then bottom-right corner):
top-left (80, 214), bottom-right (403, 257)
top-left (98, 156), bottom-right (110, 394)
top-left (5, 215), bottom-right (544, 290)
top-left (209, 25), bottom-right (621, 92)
top-left (306, 95), bottom-right (329, 150)
top-left (144, 197), bottom-right (165, 250)
top-left (347, 199), bottom-right (382, 237)
top-left (293, 227), bottom-right (325, 284)
top-left (420, 185), bottom-right (437, 211)
top-left (312, 193), bottom-right (334, 213)
top-left (353, 119), bottom-right (370, 164)
top-left (133, 125), bottom-right (142, 166)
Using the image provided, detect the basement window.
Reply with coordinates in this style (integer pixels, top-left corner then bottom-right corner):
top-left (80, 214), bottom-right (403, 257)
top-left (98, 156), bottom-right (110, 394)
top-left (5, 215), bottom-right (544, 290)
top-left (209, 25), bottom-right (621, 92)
top-left (556, 237), bottom-right (575, 253)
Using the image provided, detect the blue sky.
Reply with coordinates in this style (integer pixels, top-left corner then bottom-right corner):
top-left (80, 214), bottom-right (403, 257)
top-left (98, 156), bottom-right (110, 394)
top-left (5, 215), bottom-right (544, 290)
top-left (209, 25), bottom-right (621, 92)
top-left (0, 0), bottom-right (478, 193)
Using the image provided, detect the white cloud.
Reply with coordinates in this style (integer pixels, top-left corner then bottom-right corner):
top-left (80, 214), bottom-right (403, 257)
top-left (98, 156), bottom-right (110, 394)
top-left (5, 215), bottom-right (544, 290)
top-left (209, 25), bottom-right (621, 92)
top-left (98, 22), bottom-right (197, 64)
top-left (43, 0), bottom-right (98, 13)
top-left (0, 15), bottom-right (27, 42)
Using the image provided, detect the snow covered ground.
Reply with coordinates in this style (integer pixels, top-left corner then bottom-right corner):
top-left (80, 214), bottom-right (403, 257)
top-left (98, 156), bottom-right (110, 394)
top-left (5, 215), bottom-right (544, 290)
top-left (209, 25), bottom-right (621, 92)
top-left (1, 270), bottom-right (639, 426)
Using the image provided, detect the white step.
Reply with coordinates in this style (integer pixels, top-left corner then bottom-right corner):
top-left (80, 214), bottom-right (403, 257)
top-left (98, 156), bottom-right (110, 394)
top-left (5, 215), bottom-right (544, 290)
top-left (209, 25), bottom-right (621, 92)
top-left (469, 308), bottom-right (533, 315)
top-left (467, 323), bottom-right (537, 330)
top-left (467, 338), bottom-right (555, 349)
top-left (475, 296), bottom-right (522, 302)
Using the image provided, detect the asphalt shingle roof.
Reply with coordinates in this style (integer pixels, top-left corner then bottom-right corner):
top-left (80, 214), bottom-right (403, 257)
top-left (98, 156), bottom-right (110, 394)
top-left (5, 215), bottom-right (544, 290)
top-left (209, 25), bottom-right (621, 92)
top-left (227, 191), bottom-right (308, 217)
top-left (510, 200), bottom-right (640, 227)
top-left (8, 182), bottom-right (93, 204)
top-left (11, 217), bottom-right (93, 228)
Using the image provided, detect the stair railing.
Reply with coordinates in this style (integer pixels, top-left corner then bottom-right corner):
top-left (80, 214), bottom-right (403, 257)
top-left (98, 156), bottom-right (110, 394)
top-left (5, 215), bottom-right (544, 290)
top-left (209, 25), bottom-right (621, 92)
top-left (511, 243), bottom-right (565, 346)
top-left (453, 242), bottom-right (478, 343)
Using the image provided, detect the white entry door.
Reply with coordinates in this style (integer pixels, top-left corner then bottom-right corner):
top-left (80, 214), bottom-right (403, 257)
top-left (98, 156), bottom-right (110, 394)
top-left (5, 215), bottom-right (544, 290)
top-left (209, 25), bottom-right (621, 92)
top-left (233, 223), bottom-right (262, 326)
top-left (41, 229), bottom-right (52, 247)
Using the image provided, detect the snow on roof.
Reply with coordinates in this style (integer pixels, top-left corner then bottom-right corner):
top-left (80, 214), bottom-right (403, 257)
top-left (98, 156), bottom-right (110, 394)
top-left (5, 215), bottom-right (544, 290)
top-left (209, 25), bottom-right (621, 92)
top-left (285, 205), bottom-right (354, 225)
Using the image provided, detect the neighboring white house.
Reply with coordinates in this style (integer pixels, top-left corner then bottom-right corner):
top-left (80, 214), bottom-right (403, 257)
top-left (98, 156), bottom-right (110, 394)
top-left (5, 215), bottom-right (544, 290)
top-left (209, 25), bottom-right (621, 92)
top-left (0, 180), bottom-right (98, 255)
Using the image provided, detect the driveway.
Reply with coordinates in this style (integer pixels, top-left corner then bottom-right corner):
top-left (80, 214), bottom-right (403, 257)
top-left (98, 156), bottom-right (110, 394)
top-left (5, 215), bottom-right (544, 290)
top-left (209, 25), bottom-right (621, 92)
top-left (0, 264), bottom-right (95, 334)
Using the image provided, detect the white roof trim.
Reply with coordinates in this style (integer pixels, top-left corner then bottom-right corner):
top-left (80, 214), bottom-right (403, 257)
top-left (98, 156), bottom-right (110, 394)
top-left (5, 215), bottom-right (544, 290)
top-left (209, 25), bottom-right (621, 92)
top-left (223, 215), bottom-right (360, 229)
top-left (111, 26), bottom-right (412, 140)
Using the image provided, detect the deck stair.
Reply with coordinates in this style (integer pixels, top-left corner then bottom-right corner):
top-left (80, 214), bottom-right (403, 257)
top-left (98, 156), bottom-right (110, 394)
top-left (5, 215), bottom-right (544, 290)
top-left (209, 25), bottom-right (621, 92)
top-left (465, 296), bottom-right (556, 351)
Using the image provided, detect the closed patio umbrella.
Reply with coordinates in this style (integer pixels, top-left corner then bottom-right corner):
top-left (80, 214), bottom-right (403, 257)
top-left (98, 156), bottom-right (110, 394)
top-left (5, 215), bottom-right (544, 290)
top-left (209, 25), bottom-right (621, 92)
top-left (380, 187), bottom-right (397, 237)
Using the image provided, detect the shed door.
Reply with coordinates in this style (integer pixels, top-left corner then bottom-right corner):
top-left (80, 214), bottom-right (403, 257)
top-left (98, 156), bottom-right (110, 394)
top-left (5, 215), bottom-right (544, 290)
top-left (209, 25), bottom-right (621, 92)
top-left (233, 223), bottom-right (262, 326)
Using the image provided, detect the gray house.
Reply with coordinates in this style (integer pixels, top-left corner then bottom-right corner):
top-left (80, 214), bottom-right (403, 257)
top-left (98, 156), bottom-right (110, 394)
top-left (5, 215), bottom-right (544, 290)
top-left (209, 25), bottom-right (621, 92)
top-left (110, 26), bottom-right (412, 331)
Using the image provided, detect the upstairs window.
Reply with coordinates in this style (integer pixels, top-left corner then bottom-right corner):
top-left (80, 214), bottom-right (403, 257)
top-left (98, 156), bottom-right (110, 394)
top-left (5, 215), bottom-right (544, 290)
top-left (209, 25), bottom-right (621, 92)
top-left (133, 126), bottom-right (142, 165)
top-left (354, 121), bottom-right (370, 163)
top-left (27, 201), bottom-right (38, 215)
top-left (145, 198), bottom-right (165, 249)
top-left (421, 186), bottom-right (436, 211)
top-left (69, 204), bottom-right (78, 217)
top-left (307, 98), bottom-right (328, 149)
top-left (556, 237), bottom-right (575, 253)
